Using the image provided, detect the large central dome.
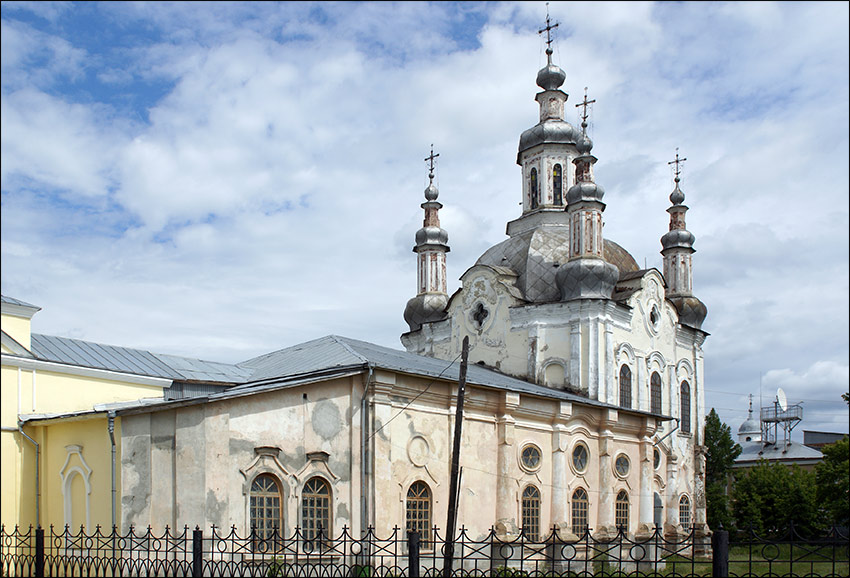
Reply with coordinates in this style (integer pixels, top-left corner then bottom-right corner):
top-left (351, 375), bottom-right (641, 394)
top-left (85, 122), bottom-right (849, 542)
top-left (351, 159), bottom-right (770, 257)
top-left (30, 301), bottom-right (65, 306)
top-left (475, 227), bottom-right (639, 303)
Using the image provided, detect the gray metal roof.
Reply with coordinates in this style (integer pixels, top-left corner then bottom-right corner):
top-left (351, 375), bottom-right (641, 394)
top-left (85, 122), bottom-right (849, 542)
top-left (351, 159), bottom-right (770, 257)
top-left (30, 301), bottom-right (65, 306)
top-left (29, 333), bottom-right (251, 383)
top-left (1, 295), bottom-right (40, 309)
top-left (236, 335), bottom-right (626, 412)
top-left (734, 440), bottom-right (823, 466)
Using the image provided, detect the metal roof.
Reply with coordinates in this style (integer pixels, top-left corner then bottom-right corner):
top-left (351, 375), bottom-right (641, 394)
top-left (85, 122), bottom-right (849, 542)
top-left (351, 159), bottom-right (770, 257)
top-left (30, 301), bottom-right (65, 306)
top-left (734, 440), bottom-right (823, 466)
top-left (235, 335), bottom-right (629, 412)
top-left (29, 333), bottom-right (250, 383)
top-left (1, 295), bottom-right (40, 309)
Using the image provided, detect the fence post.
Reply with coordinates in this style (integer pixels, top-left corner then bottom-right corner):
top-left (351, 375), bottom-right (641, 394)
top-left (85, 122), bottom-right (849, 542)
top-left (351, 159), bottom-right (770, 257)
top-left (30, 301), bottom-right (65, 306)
top-left (192, 526), bottom-right (203, 578)
top-left (711, 527), bottom-right (729, 578)
top-left (35, 527), bottom-right (45, 578)
top-left (408, 530), bottom-right (420, 578)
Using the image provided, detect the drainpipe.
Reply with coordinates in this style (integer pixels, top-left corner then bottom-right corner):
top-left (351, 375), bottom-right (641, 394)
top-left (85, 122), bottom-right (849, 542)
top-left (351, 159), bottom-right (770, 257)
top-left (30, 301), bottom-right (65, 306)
top-left (654, 418), bottom-right (680, 447)
top-left (4, 425), bottom-right (40, 527)
top-left (360, 364), bottom-right (373, 539)
top-left (108, 413), bottom-right (117, 531)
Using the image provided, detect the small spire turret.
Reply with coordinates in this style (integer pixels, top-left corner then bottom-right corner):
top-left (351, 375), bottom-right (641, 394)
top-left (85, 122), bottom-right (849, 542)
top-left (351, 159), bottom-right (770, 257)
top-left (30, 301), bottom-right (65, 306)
top-left (660, 149), bottom-right (706, 329)
top-left (404, 146), bottom-right (450, 332)
top-left (556, 88), bottom-right (619, 301)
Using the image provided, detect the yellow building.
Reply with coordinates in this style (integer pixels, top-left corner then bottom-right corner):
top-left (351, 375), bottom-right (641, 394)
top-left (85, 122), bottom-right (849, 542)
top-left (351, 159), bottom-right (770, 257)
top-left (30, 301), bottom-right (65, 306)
top-left (1, 295), bottom-right (241, 531)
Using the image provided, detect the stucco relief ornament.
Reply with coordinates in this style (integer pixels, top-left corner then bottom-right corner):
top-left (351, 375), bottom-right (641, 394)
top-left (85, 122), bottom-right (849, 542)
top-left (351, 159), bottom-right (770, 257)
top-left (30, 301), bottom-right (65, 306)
top-left (407, 435), bottom-right (431, 467)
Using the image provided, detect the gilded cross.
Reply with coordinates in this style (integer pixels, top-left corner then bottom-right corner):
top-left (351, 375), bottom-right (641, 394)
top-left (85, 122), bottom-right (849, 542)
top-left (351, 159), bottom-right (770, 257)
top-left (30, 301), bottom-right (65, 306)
top-left (668, 148), bottom-right (687, 181)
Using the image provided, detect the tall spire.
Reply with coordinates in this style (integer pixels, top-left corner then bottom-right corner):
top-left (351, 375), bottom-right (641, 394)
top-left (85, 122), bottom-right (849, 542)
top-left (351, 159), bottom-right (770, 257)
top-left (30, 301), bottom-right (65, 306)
top-left (513, 5), bottom-right (577, 224)
top-left (555, 88), bottom-right (619, 301)
top-left (404, 146), bottom-right (450, 332)
top-left (660, 149), bottom-right (707, 329)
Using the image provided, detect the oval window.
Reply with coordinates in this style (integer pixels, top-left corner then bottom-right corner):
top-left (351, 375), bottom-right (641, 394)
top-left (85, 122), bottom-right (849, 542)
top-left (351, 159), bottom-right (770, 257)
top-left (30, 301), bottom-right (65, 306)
top-left (615, 454), bottom-right (630, 477)
top-left (572, 443), bottom-right (588, 473)
top-left (521, 444), bottom-right (542, 472)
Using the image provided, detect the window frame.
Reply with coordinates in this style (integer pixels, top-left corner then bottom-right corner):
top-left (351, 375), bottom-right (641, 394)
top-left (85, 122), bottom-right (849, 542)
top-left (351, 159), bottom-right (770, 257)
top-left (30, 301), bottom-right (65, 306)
top-left (650, 371), bottom-right (662, 414)
top-left (571, 488), bottom-right (589, 536)
top-left (680, 381), bottom-right (691, 434)
top-left (679, 495), bottom-right (691, 528)
top-left (250, 473), bottom-right (283, 552)
top-left (619, 365), bottom-right (632, 409)
top-left (520, 444), bottom-right (543, 473)
top-left (615, 490), bottom-right (630, 530)
top-left (571, 442), bottom-right (589, 474)
top-left (301, 476), bottom-right (332, 548)
top-left (553, 163), bottom-right (563, 205)
top-left (530, 167), bottom-right (539, 209)
top-left (521, 485), bottom-right (541, 541)
top-left (406, 481), bottom-right (432, 545)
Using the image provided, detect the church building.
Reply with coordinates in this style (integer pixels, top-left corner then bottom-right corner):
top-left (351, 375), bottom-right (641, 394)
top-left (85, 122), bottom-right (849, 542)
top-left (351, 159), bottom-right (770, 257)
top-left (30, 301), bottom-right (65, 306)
top-left (1, 17), bottom-right (709, 549)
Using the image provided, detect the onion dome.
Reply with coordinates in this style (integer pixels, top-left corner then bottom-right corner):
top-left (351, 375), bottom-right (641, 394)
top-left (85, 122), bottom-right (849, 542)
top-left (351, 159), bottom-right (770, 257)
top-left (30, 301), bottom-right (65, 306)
top-left (661, 228), bottom-right (695, 251)
top-left (667, 295), bottom-right (707, 329)
top-left (537, 61), bottom-right (566, 91)
top-left (566, 179), bottom-right (605, 204)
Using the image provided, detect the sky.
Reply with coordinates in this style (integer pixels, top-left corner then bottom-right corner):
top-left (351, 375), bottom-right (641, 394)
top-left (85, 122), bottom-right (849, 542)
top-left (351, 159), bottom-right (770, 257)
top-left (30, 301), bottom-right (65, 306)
top-left (2, 1), bottom-right (848, 437)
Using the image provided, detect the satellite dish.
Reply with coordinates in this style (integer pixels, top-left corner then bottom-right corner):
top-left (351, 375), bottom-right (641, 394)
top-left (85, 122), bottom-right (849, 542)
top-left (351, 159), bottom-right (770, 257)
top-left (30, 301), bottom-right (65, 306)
top-left (777, 388), bottom-right (788, 412)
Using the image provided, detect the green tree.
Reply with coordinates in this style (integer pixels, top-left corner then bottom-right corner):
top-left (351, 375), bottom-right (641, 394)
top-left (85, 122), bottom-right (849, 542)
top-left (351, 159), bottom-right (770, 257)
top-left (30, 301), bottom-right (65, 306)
top-left (703, 409), bottom-right (741, 530)
top-left (731, 461), bottom-right (819, 537)
top-left (815, 435), bottom-right (849, 526)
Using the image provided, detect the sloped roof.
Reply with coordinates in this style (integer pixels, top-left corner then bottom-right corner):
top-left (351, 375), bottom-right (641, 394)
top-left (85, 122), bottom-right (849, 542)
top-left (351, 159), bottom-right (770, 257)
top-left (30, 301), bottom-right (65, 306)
top-left (234, 335), bottom-right (624, 413)
top-left (734, 440), bottom-right (823, 466)
top-left (1, 295), bottom-right (40, 309)
top-left (28, 333), bottom-right (251, 383)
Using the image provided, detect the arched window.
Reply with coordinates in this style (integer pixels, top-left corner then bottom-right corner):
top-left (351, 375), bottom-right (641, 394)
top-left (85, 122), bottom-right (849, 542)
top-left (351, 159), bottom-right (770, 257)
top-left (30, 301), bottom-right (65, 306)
top-left (650, 372), bottom-right (662, 414)
top-left (521, 485), bottom-right (541, 541)
top-left (680, 381), bottom-right (691, 433)
top-left (302, 477), bottom-right (331, 545)
top-left (553, 164), bottom-right (563, 205)
top-left (250, 474), bottom-right (283, 549)
top-left (619, 365), bottom-right (632, 409)
top-left (406, 481), bottom-right (432, 543)
top-left (571, 488), bottom-right (589, 536)
top-left (653, 492), bottom-right (663, 528)
top-left (615, 490), bottom-right (629, 530)
top-left (679, 495), bottom-right (691, 528)
top-left (530, 168), bottom-right (539, 209)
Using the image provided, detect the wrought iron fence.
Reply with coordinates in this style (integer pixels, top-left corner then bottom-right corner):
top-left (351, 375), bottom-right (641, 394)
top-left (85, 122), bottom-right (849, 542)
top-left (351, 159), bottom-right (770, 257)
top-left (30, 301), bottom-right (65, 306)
top-left (1, 522), bottom-right (847, 577)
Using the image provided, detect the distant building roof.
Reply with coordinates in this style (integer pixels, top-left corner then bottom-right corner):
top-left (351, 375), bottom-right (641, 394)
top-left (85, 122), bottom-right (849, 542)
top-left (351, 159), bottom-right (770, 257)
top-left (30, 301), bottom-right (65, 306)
top-left (803, 430), bottom-right (848, 449)
top-left (734, 440), bottom-right (823, 468)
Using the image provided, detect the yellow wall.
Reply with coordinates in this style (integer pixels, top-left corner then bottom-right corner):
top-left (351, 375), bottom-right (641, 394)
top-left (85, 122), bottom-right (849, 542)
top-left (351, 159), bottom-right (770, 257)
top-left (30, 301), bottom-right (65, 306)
top-left (1, 313), bottom-right (32, 350)
top-left (2, 364), bottom-right (164, 529)
top-left (37, 416), bottom-right (122, 531)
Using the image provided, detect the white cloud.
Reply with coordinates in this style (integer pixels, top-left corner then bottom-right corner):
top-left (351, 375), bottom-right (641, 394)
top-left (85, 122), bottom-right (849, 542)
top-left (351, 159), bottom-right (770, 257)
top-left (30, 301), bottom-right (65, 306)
top-left (1, 1), bottom-right (847, 438)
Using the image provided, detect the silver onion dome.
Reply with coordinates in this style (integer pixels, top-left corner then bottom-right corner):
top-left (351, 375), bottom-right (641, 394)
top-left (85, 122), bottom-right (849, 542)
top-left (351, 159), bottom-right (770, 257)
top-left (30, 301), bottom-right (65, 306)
top-left (424, 182), bottom-right (439, 201)
top-left (668, 295), bottom-right (707, 329)
top-left (660, 228), bottom-right (695, 251)
top-left (518, 121), bottom-right (578, 157)
top-left (536, 63), bottom-right (566, 91)
top-left (566, 180), bottom-right (605, 204)
top-left (670, 182), bottom-right (685, 205)
top-left (415, 225), bottom-right (449, 246)
top-left (404, 293), bottom-right (449, 332)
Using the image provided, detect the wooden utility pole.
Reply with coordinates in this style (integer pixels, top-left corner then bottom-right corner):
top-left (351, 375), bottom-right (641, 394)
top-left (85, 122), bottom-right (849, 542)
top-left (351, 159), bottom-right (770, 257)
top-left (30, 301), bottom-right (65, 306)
top-left (442, 336), bottom-right (469, 578)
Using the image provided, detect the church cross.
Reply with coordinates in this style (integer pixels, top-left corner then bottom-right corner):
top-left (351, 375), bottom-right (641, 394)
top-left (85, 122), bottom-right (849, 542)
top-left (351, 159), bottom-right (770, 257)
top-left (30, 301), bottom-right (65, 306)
top-left (538, 3), bottom-right (559, 59)
top-left (575, 87), bottom-right (596, 128)
top-left (668, 148), bottom-right (687, 181)
top-left (425, 144), bottom-right (440, 181)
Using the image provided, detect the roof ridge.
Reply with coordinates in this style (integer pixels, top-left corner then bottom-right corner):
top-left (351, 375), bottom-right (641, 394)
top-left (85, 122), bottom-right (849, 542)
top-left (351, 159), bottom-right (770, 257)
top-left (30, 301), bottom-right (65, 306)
top-left (328, 335), bottom-right (371, 365)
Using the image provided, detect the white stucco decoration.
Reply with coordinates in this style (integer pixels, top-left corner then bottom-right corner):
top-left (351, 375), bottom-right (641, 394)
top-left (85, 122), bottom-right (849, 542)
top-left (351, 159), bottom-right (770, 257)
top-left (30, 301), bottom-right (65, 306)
top-left (60, 444), bottom-right (92, 531)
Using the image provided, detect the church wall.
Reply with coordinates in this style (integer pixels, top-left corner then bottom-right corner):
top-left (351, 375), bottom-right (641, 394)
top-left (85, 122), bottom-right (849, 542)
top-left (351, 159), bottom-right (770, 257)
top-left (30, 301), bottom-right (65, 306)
top-left (121, 375), bottom-right (362, 535)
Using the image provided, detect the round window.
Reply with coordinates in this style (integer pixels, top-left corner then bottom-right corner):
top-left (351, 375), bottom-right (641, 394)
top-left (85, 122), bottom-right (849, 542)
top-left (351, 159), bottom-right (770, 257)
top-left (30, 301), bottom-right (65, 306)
top-left (653, 448), bottom-right (661, 470)
top-left (615, 454), bottom-right (630, 477)
top-left (521, 445), bottom-right (542, 472)
top-left (572, 443), bottom-right (588, 473)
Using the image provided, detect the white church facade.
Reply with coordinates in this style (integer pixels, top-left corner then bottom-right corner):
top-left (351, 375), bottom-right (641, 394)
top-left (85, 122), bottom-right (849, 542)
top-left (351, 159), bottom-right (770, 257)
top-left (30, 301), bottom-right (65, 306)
top-left (1, 19), bottom-right (709, 549)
